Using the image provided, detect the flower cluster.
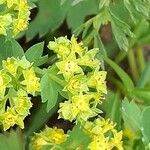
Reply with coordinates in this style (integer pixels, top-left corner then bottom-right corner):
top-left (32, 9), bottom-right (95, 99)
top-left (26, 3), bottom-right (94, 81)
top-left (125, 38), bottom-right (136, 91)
top-left (0, 57), bottom-right (40, 131)
top-left (47, 36), bottom-right (123, 150)
top-left (48, 36), bottom-right (107, 122)
top-left (84, 118), bottom-right (123, 150)
top-left (31, 127), bottom-right (68, 150)
top-left (0, 0), bottom-right (30, 36)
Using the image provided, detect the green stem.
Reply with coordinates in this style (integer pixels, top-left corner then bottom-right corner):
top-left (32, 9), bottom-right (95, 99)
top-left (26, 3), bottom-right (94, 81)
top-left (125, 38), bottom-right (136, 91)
top-left (111, 77), bottom-right (126, 95)
top-left (49, 73), bottom-right (65, 87)
top-left (35, 67), bottom-right (47, 76)
top-left (128, 48), bottom-right (139, 83)
top-left (136, 46), bottom-right (145, 74)
top-left (115, 50), bottom-right (127, 64)
top-left (35, 67), bottom-right (65, 87)
top-left (110, 77), bottom-right (133, 100)
top-left (46, 55), bottom-right (58, 65)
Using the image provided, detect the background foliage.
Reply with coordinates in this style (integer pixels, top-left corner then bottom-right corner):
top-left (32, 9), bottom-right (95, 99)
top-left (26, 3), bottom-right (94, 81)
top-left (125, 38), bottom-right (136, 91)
top-left (0, 0), bottom-right (150, 149)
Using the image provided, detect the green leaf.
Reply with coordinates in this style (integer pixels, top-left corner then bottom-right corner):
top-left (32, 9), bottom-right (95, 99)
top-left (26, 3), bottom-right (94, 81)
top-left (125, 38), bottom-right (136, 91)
top-left (26, 0), bottom-right (99, 40)
top-left (110, 10), bottom-right (134, 51)
top-left (72, 0), bottom-right (85, 6)
top-left (132, 89), bottom-right (150, 105)
top-left (0, 130), bottom-right (24, 150)
top-left (60, 124), bottom-right (91, 149)
top-left (103, 56), bottom-right (134, 92)
top-left (122, 98), bottom-right (141, 134)
top-left (124, 0), bottom-right (150, 20)
top-left (0, 36), bottom-right (24, 65)
top-left (26, 0), bottom-right (70, 41)
top-left (25, 42), bottom-right (44, 61)
top-left (67, 0), bottom-right (99, 31)
top-left (141, 107), bottom-right (150, 144)
top-left (40, 66), bottom-right (66, 112)
top-left (25, 42), bottom-right (48, 66)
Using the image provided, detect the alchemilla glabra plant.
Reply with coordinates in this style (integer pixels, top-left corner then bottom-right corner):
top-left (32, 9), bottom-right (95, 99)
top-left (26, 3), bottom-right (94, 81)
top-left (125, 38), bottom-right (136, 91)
top-left (0, 0), bottom-right (150, 150)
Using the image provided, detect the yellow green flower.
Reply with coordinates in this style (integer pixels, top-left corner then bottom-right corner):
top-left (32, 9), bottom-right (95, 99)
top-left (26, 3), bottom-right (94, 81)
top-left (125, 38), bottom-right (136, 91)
top-left (18, 56), bottom-right (32, 69)
top-left (31, 136), bottom-right (48, 150)
top-left (71, 36), bottom-right (85, 57)
top-left (56, 59), bottom-right (83, 81)
top-left (2, 57), bottom-right (18, 75)
top-left (110, 130), bottom-right (123, 150)
top-left (58, 94), bottom-right (98, 121)
top-left (0, 108), bottom-right (24, 131)
top-left (0, 71), bottom-right (11, 97)
top-left (21, 67), bottom-right (40, 95)
top-left (58, 100), bottom-right (74, 121)
top-left (71, 94), bottom-right (97, 121)
top-left (65, 74), bottom-right (88, 94)
top-left (0, 14), bottom-right (12, 35)
top-left (31, 127), bottom-right (68, 150)
top-left (85, 118), bottom-right (123, 150)
top-left (13, 0), bottom-right (30, 36)
top-left (48, 36), bottom-right (71, 59)
top-left (88, 135), bottom-right (110, 150)
top-left (12, 95), bottom-right (32, 117)
top-left (87, 70), bottom-right (107, 94)
top-left (78, 48), bottom-right (100, 69)
top-left (44, 127), bottom-right (68, 144)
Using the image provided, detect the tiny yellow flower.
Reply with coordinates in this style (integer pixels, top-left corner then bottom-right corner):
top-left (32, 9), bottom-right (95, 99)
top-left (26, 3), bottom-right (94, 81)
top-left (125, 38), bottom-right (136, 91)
top-left (2, 57), bottom-right (18, 75)
top-left (58, 100), bottom-right (74, 121)
top-left (21, 67), bottom-right (40, 95)
top-left (88, 135), bottom-right (110, 150)
top-left (88, 70), bottom-right (107, 94)
top-left (0, 108), bottom-right (24, 131)
top-left (13, 18), bottom-right (28, 35)
top-left (0, 14), bottom-right (12, 35)
top-left (71, 36), bottom-right (85, 57)
top-left (31, 127), bottom-right (68, 150)
top-left (13, 95), bottom-right (32, 117)
top-left (78, 48), bottom-right (100, 69)
top-left (71, 94), bottom-right (94, 120)
top-left (59, 94), bottom-right (98, 121)
top-left (31, 136), bottom-right (48, 150)
top-left (45, 127), bottom-right (68, 144)
top-left (110, 130), bottom-right (123, 150)
top-left (85, 118), bottom-right (123, 150)
top-left (18, 56), bottom-right (32, 69)
top-left (0, 71), bottom-right (11, 97)
top-left (92, 118), bottom-right (115, 135)
top-left (56, 60), bottom-right (83, 81)
top-left (13, 0), bottom-right (30, 36)
top-left (65, 75), bottom-right (88, 94)
top-left (48, 37), bottom-right (71, 59)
